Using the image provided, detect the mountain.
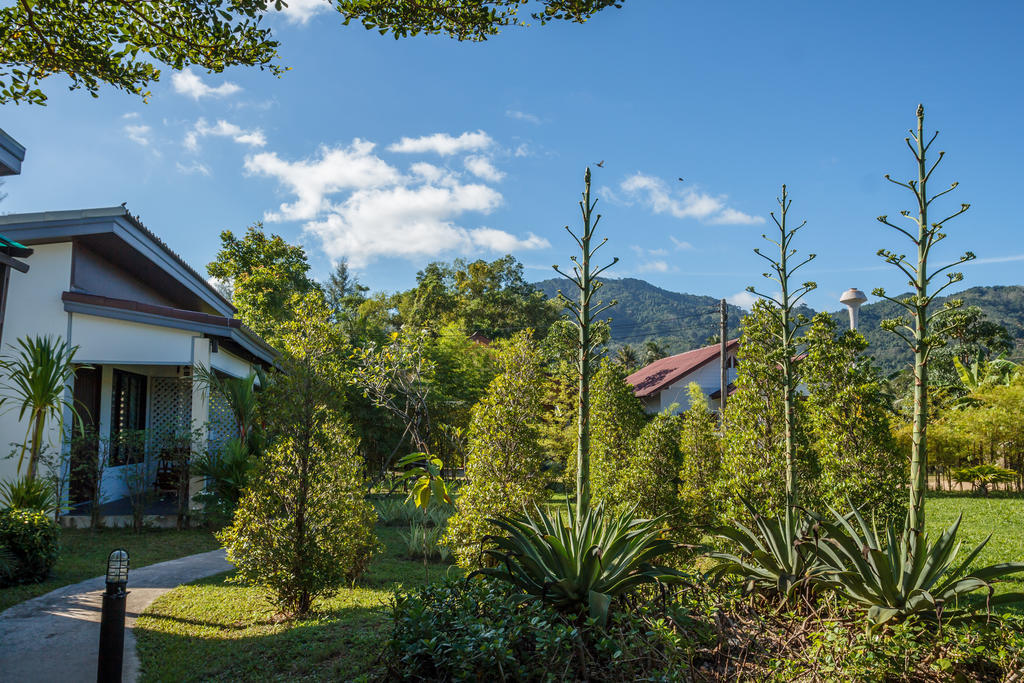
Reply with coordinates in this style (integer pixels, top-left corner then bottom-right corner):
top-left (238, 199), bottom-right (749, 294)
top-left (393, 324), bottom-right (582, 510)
top-left (532, 277), bottom-right (745, 355)
top-left (836, 285), bottom-right (1024, 372)
top-left (534, 277), bottom-right (1024, 372)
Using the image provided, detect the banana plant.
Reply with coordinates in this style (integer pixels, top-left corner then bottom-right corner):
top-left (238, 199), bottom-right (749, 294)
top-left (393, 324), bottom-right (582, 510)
top-left (473, 502), bottom-right (686, 626)
top-left (707, 498), bottom-right (827, 603)
top-left (814, 505), bottom-right (1024, 628)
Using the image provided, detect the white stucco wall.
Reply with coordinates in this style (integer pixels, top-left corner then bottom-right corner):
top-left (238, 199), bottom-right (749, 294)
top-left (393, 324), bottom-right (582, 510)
top-left (210, 346), bottom-right (255, 379)
top-left (0, 243), bottom-right (72, 485)
top-left (70, 314), bottom-right (198, 365)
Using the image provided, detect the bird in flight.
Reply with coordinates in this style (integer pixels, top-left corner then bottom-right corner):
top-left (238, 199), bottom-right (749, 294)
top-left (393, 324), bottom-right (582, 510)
top-left (595, 160), bottom-right (605, 168)
top-left (677, 177), bottom-right (685, 182)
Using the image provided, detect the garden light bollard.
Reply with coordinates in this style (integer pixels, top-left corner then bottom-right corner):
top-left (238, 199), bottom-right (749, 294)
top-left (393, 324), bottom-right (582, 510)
top-left (97, 548), bottom-right (130, 683)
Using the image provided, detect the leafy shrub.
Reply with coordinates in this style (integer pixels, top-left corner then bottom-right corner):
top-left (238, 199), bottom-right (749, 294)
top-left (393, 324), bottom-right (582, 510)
top-left (802, 313), bottom-right (906, 525)
top-left (475, 502), bottom-right (686, 626)
top-left (677, 384), bottom-right (724, 539)
top-left (587, 361), bottom-right (646, 506)
top-left (0, 476), bottom-right (57, 513)
top-left (952, 464), bottom-right (1018, 496)
top-left (443, 332), bottom-right (549, 568)
top-left (219, 292), bottom-right (377, 616)
top-left (401, 522), bottom-right (451, 563)
top-left (606, 411), bottom-right (683, 528)
top-left (0, 507), bottom-right (60, 586)
top-left (388, 576), bottom-right (696, 680)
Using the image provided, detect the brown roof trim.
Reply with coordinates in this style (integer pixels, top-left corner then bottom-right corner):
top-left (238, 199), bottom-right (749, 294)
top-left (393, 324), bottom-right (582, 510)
top-left (62, 291), bottom-right (241, 329)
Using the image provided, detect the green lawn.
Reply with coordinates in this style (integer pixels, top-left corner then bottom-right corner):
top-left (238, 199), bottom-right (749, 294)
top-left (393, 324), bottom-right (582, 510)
top-left (135, 526), bottom-right (454, 682)
top-left (0, 526), bottom-right (218, 612)
top-left (927, 493), bottom-right (1024, 597)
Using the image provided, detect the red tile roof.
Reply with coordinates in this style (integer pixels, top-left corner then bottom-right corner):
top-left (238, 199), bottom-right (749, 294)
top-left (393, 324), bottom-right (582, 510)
top-left (625, 339), bottom-right (739, 398)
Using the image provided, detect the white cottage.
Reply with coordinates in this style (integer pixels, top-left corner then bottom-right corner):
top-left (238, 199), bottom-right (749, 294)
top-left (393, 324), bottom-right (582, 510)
top-left (625, 339), bottom-right (739, 414)
top-left (0, 206), bottom-right (275, 516)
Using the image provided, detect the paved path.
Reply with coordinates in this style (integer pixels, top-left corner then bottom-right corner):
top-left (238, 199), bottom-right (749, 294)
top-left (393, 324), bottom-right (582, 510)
top-left (0, 549), bottom-right (232, 683)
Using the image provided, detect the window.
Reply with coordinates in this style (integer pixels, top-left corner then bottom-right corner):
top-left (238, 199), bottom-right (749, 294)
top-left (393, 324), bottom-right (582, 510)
top-left (110, 369), bottom-right (148, 465)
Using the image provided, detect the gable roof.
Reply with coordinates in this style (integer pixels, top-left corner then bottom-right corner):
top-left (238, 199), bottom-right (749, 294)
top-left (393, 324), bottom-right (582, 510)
top-left (0, 206), bottom-right (234, 315)
top-left (0, 128), bottom-right (25, 176)
top-left (626, 339), bottom-right (739, 398)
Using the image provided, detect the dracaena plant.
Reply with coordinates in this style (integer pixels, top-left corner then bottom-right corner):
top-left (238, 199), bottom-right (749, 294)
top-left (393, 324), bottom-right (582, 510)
top-left (814, 505), bottom-right (1024, 629)
top-left (472, 502), bottom-right (686, 626)
top-left (707, 497), bottom-right (827, 603)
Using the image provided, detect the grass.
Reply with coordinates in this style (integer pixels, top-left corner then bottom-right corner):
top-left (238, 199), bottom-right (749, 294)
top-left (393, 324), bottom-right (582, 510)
top-left (135, 526), bottom-right (456, 682)
top-left (927, 492), bottom-right (1024, 598)
top-left (134, 494), bottom-right (1024, 681)
top-left (0, 526), bottom-right (218, 612)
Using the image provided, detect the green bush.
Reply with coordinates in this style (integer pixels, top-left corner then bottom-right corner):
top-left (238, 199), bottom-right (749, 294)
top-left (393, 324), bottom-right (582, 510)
top-left (677, 384), bottom-right (724, 539)
top-left (0, 507), bottom-right (60, 586)
top-left (400, 522), bottom-right (451, 563)
top-left (607, 411), bottom-right (683, 527)
top-left (587, 360), bottom-right (647, 505)
top-left (443, 332), bottom-right (549, 568)
top-left (388, 576), bottom-right (695, 680)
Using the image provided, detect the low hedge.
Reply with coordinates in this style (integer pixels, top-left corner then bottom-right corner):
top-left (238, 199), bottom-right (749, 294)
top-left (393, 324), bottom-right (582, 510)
top-left (0, 507), bottom-right (60, 587)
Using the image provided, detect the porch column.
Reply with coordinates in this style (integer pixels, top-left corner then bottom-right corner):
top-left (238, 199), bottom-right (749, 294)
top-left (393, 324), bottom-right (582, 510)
top-left (189, 337), bottom-right (211, 509)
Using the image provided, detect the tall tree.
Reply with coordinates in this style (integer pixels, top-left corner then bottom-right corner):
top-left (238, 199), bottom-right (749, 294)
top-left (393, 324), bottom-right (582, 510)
top-left (874, 104), bottom-right (974, 536)
top-left (553, 168), bottom-right (618, 518)
top-left (746, 185), bottom-right (816, 507)
top-left (207, 224), bottom-right (318, 344)
top-left (2, 1), bottom-right (623, 105)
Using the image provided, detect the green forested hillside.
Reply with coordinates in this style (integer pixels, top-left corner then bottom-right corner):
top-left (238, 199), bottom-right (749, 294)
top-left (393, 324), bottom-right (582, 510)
top-left (532, 277), bottom-right (745, 355)
top-left (535, 278), bottom-right (1024, 371)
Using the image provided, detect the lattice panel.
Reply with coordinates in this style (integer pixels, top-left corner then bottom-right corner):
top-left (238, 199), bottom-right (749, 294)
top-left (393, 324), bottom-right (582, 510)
top-left (150, 376), bottom-right (192, 451)
top-left (207, 388), bottom-right (236, 454)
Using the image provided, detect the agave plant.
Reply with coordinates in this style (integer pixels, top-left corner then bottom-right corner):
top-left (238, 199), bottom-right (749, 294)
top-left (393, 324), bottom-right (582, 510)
top-left (707, 499), bottom-right (827, 602)
top-left (815, 505), bottom-right (1024, 628)
top-left (473, 502), bottom-right (686, 626)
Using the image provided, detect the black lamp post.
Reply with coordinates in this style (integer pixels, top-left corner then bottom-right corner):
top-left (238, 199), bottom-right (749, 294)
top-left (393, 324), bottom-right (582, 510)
top-left (97, 548), bottom-right (129, 683)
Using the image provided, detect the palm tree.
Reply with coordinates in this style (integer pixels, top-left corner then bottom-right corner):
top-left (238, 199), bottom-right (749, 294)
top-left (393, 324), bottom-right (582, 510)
top-left (614, 344), bottom-right (638, 372)
top-left (642, 339), bottom-right (666, 365)
top-left (0, 335), bottom-right (84, 480)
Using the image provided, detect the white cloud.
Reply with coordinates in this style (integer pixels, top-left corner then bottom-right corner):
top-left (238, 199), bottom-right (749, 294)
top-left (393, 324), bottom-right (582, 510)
top-left (513, 143), bottom-right (531, 158)
top-left (620, 173), bottom-right (764, 225)
top-left (728, 289), bottom-right (780, 310)
top-left (124, 124), bottom-right (152, 146)
top-left (304, 183), bottom-right (509, 267)
top-left (970, 253), bottom-right (1024, 265)
top-left (245, 140), bottom-right (401, 221)
top-left (249, 134), bottom-right (547, 267)
top-left (670, 236), bottom-right (694, 250)
top-left (277, 0), bottom-right (330, 23)
top-left (176, 161), bottom-right (211, 176)
top-left (471, 227), bottom-right (550, 252)
top-left (638, 260), bottom-right (672, 273)
top-left (122, 112), bottom-right (140, 120)
top-left (388, 130), bottom-right (493, 156)
top-left (506, 109), bottom-right (541, 124)
top-left (727, 291), bottom-right (759, 310)
top-left (171, 68), bottom-right (242, 100)
top-left (464, 155), bottom-right (505, 182)
top-left (185, 118), bottom-right (266, 152)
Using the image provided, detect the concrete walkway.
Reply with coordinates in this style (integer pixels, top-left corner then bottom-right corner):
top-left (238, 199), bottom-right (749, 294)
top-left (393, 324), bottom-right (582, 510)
top-left (0, 549), bottom-right (232, 683)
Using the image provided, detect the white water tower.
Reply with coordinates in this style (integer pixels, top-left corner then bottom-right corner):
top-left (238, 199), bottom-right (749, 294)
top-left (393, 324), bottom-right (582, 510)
top-left (839, 288), bottom-right (868, 330)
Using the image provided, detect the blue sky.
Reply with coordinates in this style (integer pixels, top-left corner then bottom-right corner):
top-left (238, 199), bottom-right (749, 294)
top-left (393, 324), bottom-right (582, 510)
top-left (2, 1), bottom-right (1021, 312)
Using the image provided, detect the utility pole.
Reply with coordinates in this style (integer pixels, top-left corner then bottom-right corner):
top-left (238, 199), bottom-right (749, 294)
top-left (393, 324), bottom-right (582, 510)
top-left (719, 298), bottom-right (728, 413)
